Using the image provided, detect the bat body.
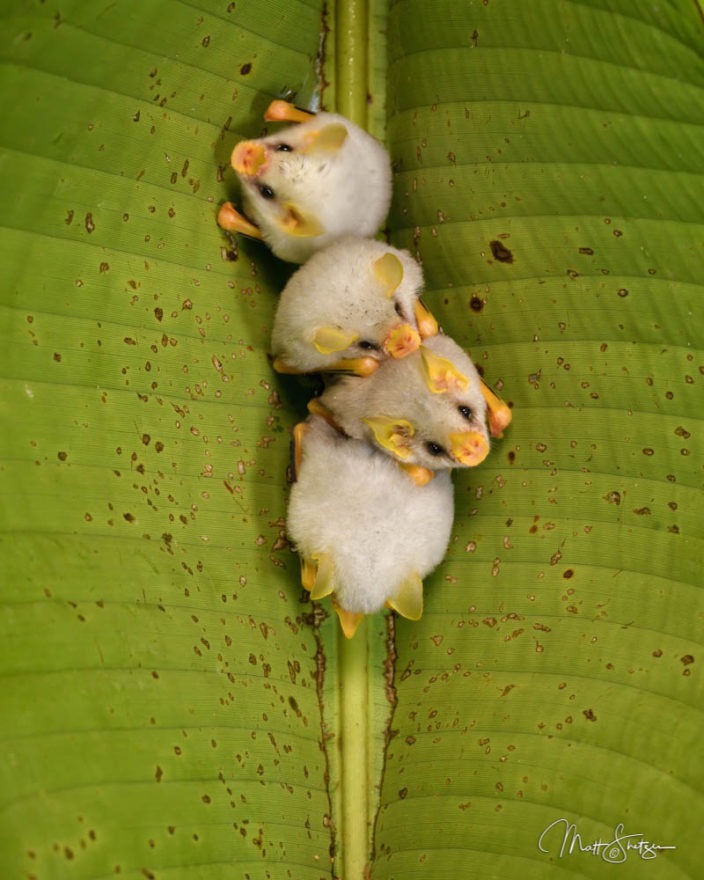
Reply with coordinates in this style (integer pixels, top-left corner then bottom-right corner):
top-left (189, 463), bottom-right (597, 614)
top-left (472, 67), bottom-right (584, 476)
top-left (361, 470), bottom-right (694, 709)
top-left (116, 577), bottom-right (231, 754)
top-left (271, 236), bottom-right (438, 376)
top-left (313, 332), bottom-right (492, 478)
top-left (219, 101), bottom-right (392, 263)
top-left (287, 415), bottom-right (454, 637)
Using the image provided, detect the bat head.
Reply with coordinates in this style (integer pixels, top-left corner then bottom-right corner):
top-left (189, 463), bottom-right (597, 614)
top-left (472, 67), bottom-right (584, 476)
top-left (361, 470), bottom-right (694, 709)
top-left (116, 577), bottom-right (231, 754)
top-left (320, 333), bottom-right (492, 470)
top-left (272, 238), bottom-right (433, 375)
top-left (230, 113), bottom-right (392, 262)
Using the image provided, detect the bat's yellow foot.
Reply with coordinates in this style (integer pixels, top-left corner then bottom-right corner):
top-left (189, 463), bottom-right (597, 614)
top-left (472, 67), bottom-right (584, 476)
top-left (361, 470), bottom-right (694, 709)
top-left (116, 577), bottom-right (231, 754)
top-left (292, 421), bottom-right (309, 481)
top-left (414, 299), bottom-right (439, 339)
top-left (399, 462), bottom-right (435, 486)
top-left (325, 356), bottom-right (380, 376)
top-left (307, 398), bottom-right (344, 433)
top-left (272, 356), bottom-right (304, 375)
top-left (264, 99), bottom-right (315, 124)
top-left (479, 379), bottom-right (512, 438)
top-left (217, 202), bottom-right (262, 239)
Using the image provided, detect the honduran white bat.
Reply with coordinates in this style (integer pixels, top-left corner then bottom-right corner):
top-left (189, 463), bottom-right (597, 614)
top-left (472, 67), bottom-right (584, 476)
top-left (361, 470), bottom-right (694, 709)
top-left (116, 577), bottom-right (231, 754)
top-left (218, 100), bottom-right (392, 263)
top-left (287, 415), bottom-right (455, 637)
top-left (310, 332), bottom-right (496, 485)
top-left (271, 236), bottom-right (438, 377)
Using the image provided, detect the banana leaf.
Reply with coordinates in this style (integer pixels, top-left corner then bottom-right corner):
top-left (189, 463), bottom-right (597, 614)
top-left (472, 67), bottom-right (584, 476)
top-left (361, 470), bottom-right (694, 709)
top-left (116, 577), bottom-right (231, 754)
top-left (1, 1), bottom-right (702, 879)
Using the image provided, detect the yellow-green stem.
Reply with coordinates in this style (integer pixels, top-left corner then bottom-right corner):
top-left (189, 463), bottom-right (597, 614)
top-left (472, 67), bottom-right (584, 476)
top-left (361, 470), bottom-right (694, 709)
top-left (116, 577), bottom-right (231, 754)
top-left (334, 5), bottom-right (371, 874)
top-left (335, 0), bottom-right (369, 127)
top-left (338, 617), bottom-right (370, 879)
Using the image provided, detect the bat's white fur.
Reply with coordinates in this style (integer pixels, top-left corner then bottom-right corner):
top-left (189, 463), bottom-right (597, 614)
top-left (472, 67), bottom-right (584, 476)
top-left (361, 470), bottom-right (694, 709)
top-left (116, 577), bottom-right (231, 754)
top-left (236, 113), bottom-right (392, 262)
top-left (271, 236), bottom-right (424, 372)
top-left (318, 333), bottom-right (491, 470)
top-left (287, 416), bottom-right (454, 615)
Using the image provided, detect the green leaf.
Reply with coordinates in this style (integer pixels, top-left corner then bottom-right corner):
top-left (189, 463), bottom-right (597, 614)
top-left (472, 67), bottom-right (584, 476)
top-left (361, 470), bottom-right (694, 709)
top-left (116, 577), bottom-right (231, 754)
top-left (378, 1), bottom-right (703, 877)
top-left (1, 1), bottom-right (703, 879)
top-left (0, 2), bottom-right (338, 878)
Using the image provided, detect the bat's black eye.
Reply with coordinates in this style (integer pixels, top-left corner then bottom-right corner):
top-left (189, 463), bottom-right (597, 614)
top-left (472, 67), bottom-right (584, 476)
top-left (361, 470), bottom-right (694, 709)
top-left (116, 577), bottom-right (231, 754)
top-left (393, 301), bottom-right (404, 317)
top-left (258, 184), bottom-right (276, 200)
top-left (426, 441), bottom-right (446, 457)
top-left (358, 340), bottom-right (379, 351)
top-left (458, 405), bottom-right (472, 420)
top-left (276, 143), bottom-right (293, 152)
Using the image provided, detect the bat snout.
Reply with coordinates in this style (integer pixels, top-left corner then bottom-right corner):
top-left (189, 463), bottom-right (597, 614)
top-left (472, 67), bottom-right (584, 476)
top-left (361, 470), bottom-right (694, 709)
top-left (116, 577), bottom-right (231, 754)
top-left (449, 431), bottom-right (490, 467)
top-left (383, 323), bottom-right (422, 359)
top-left (231, 140), bottom-right (269, 177)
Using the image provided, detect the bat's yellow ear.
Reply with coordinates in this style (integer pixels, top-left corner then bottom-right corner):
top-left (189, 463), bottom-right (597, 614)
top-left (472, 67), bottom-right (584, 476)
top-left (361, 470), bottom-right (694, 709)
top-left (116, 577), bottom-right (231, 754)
top-left (387, 573), bottom-right (424, 621)
top-left (373, 252), bottom-right (404, 296)
top-left (301, 122), bottom-right (348, 154)
top-left (279, 203), bottom-right (324, 238)
top-left (420, 347), bottom-right (470, 395)
top-left (313, 326), bottom-right (360, 354)
top-left (363, 416), bottom-right (415, 460)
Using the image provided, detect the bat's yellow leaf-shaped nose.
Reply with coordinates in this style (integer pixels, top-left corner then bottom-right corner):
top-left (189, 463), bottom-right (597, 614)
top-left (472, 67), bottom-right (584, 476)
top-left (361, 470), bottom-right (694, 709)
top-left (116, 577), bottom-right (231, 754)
top-left (231, 140), bottom-right (268, 176)
top-left (383, 323), bottom-right (421, 359)
top-left (449, 431), bottom-right (489, 467)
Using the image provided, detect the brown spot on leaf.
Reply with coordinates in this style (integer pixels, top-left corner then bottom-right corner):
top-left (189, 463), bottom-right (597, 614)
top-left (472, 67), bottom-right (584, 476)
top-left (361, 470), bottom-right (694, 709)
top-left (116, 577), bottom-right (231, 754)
top-left (490, 240), bottom-right (513, 263)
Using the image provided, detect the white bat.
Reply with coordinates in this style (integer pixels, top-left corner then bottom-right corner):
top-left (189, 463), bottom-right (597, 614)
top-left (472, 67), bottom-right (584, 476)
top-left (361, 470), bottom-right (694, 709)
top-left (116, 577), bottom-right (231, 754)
top-left (310, 332), bottom-right (497, 484)
top-left (218, 100), bottom-right (392, 263)
top-left (287, 415), bottom-right (455, 637)
top-left (271, 236), bottom-right (438, 377)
